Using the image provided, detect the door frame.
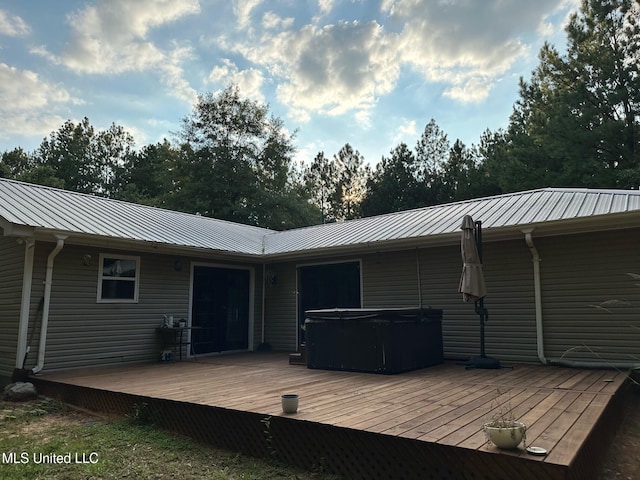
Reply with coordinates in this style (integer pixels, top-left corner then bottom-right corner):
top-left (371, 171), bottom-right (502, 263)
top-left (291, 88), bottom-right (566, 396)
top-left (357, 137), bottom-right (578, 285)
top-left (295, 258), bottom-right (363, 347)
top-left (189, 262), bottom-right (255, 357)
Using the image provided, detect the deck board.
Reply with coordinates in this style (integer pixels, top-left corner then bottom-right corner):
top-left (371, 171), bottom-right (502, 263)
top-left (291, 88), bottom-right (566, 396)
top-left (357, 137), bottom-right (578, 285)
top-left (32, 353), bottom-right (629, 480)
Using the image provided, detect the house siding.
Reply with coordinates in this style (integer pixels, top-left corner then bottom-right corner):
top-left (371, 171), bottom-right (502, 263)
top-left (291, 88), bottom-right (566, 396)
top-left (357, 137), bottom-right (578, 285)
top-left (414, 240), bottom-right (539, 363)
top-left (264, 240), bottom-right (540, 363)
top-left (22, 243), bottom-right (262, 372)
top-left (0, 233), bottom-right (25, 381)
top-left (358, 241), bottom-right (538, 363)
top-left (262, 228), bottom-right (640, 365)
top-left (536, 228), bottom-right (640, 363)
top-left (361, 249), bottom-right (421, 308)
top-left (263, 261), bottom-right (298, 351)
top-left (5, 222), bottom-right (637, 375)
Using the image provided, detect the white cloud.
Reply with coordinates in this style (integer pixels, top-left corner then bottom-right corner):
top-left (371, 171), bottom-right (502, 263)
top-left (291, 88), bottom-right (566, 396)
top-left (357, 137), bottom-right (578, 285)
top-left (233, 20), bottom-right (399, 123)
top-left (392, 119), bottom-right (417, 144)
top-left (0, 9), bottom-right (30, 37)
top-left (162, 43), bottom-right (198, 105)
top-left (262, 11), bottom-right (294, 30)
top-left (0, 63), bottom-right (79, 139)
top-left (387, 0), bottom-right (565, 102)
top-left (317, 0), bottom-right (334, 16)
top-left (208, 59), bottom-right (265, 102)
top-left (48, 0), bottom-right (200, 74)
top-left (234, 0), bottom-right (262, 30)
top-left (31, 0), bottom-right (200, 104)
top-left (34, 0), bottom-right (200, 74)
top-left (220, 0), bottom-right (575, 124)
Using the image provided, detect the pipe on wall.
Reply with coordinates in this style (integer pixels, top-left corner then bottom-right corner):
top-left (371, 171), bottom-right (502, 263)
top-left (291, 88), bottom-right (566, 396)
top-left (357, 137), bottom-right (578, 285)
top-left (523, 229), bottom-right (640, 371)
top-left (31, 235), bottom-right (67, 374)
top-left (15, 238), bottom-right (35, 369)
top-left (523, 230), bottom-right (548, 365)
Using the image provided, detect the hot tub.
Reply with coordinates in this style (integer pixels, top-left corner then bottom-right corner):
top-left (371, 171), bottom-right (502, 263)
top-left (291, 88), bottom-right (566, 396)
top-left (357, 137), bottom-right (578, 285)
top-left (304, 307), bottom-right (443, 374)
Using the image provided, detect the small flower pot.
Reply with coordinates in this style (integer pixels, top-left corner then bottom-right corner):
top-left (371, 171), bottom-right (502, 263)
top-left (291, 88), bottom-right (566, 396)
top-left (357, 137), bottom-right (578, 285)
top-left (483, 421), bottom-right (526, 449)
top-left (281, 394), bottom-right (299, 414)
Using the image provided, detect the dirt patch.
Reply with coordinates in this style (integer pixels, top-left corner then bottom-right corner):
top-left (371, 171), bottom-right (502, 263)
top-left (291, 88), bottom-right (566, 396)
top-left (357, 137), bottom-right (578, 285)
top-left (599, 381), bottom-right (640, 480)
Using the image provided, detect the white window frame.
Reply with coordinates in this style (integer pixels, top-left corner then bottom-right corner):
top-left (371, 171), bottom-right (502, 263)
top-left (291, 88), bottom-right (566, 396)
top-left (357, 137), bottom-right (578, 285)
top-left (97, 253), bottom-right (140, 303)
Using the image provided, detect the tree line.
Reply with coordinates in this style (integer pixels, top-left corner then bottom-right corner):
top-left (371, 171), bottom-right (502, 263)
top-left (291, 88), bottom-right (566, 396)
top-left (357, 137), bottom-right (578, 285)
top-left (2, 0), bottom-right (639, 230)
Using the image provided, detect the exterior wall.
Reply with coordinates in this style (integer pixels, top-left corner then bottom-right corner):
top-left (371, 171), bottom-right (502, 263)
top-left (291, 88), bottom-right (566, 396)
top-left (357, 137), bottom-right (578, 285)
top-left (262, 261), bottom-right (298, 351)
top-left (6, 225), bottom-right (637, 373)
top-left (536, 228), bottom-right (640, 364)
top-left (359, 241), bottom-right (538, 362)
top-left (24, 242), bottom-right (262, 373)
top-left (263, 228), bottom-right (640, 365)
top-left (414, 240), bottom-right (538, 363)
top-left (264, 245), bottom-right (539, 360)
top-left (0, 233), bottom-right (25, 383)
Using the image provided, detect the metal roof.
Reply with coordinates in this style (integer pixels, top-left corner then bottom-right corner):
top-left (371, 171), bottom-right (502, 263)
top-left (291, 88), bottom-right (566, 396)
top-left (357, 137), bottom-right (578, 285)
top-left (262, 188), bottom-right (640, 256)
top-left (1, 179), bottom-right (639, 258)
top-left (0, 178), bottom-right (272, 255)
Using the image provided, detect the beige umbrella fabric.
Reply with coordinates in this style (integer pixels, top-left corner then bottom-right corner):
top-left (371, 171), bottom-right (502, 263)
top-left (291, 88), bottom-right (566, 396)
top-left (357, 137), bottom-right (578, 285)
top-left (458, 215), bottom-right (487, 302)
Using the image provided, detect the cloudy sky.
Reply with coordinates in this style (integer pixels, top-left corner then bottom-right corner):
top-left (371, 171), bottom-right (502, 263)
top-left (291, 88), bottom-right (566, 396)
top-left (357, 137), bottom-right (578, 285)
top-left (0, 0), bottom-right (578, 165)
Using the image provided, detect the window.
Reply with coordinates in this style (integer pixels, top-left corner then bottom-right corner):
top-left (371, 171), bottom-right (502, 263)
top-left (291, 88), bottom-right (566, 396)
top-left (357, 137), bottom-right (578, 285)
top-left (97, 254), bottom-right (140, 303)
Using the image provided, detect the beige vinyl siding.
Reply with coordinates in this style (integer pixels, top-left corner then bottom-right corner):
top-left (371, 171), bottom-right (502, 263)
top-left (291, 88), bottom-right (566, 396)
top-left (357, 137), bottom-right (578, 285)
top-left (263, 261), bottom-right (298, 351)
top-left (264, 241), bottom-right (540, 362)
top-left (0, 234), bottom-right (25, 381)
top-left (473, 240), bottom-right (538, 362)
top-left (361, 250), bottom-right (421, 308)
top-left (24, 243), bottom-right (261, 372)
top-left (360, 241), bottom-right (538, 363)
top-left (536, 228), bottom-right (640, 364)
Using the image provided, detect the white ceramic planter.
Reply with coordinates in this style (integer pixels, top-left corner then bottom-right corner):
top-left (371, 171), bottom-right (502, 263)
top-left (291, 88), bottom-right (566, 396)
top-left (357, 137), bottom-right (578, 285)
top-left (281, 394), bottom-right (299, 414)
top-left (483, 421), bottom-right (526, 449)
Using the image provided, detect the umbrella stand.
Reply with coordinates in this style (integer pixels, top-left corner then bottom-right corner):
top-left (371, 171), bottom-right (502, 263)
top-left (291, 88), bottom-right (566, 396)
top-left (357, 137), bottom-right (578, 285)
top-left (466, 221), bottom-right (501, 370)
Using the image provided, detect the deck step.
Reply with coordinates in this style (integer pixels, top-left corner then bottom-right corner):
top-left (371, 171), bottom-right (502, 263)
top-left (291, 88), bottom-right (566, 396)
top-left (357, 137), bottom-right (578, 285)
top-left (288, 344), bottom-right (306, 365)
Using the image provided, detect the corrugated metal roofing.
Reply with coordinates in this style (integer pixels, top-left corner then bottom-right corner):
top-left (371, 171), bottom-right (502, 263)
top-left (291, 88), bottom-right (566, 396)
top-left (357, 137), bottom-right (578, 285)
top-left (262, 188), bottom-right (640, 255)
top-left (1, 179), bottom-right (639, 258)
top-left (0, 178), bottom-right (271, 255)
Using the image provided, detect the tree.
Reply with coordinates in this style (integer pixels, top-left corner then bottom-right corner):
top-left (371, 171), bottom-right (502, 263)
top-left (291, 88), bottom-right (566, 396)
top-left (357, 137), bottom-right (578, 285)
top-left (33, 117), bottom-right (135, 196)
top-left (360, 143), bottom-right (426, 216)
top-left (440, 140), bottom-right (499, 202)
top-left (330, 144), bottom-right (370, 221)
top-left (415, 119), bottom-right (451, 204)
top-left (175, 85), bottom-right (317, 229)
top-left (0, 148), bottom-right (32, 179)
top-left (484, 0), bottom-right (640, 190)
top-left (303, 152), bottom-right (334, 223)
top-left (303, 145), bottom-right (370, 222)
top-left (116, 139), bottom-right (180, 206)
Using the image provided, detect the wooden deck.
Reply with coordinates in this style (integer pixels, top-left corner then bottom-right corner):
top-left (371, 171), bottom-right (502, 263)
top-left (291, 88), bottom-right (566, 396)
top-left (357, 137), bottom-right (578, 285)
top-left (31, 353), bottom-right (629, 480)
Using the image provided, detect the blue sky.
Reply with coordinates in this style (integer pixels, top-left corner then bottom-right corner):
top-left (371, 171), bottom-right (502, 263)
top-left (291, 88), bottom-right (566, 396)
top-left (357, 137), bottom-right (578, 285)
top-left (0, 0), bottom-right (579, 166)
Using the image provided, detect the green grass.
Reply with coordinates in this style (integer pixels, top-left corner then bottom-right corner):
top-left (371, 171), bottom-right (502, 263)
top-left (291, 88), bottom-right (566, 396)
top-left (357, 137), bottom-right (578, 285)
top-left (0, 397), bottom-right (340, 480)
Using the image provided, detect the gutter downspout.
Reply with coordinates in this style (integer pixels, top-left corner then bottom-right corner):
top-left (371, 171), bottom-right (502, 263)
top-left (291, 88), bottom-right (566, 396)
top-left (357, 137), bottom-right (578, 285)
top-left (524, 230), bottom-right (640, 371)
top-left (15, 238), bottom-right (35, 370)
top-left (31, 235), bottom-right (67, 375)
top-left (523, 230), bottom-right (548, 365)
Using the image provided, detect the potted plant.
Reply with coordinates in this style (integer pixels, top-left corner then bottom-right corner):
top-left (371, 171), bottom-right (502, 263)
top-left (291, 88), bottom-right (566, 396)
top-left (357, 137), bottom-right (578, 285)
top-left (483, 390), bottom-right (526, 449)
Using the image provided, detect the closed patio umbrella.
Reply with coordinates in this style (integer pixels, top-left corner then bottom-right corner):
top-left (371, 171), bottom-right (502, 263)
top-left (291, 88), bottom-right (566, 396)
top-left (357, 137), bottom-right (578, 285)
top-left (459, 215), bottom-right (486, 302)
top-left (458, 215), bottom-right (500, 369)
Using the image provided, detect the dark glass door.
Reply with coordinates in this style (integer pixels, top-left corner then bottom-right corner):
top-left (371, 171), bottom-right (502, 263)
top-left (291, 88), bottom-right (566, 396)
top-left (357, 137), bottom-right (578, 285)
top-left (191, 266), bottom-right (250, 354)
top-left (297, 261), bottom-right (361, 341)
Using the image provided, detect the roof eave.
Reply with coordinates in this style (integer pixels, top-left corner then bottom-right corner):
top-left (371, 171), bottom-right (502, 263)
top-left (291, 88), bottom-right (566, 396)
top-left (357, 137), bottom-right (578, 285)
top-left (26, 228), bottom-right (263, 261)
top-left (261, 211), bottom-right (640, 261)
